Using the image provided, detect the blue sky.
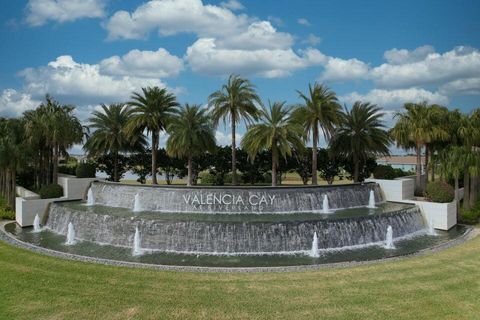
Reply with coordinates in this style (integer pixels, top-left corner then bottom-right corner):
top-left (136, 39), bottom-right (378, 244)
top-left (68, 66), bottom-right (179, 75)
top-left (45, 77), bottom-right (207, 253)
top-left (0, 0), bottom-right (479, 147)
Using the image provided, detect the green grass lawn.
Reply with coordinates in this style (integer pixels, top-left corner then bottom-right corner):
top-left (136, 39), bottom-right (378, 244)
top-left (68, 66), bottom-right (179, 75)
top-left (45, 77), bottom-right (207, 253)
top-left (0, 230), bottom-right (479, 320)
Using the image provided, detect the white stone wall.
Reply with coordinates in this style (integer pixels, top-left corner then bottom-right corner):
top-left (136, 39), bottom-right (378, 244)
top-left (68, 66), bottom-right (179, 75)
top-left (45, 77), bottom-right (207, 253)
top-left (401, 199), bottom-right (457, 231)
top-left (365, 178), bottom-right (414, 201)
top-left (16, 175), bottom-right (100, 227)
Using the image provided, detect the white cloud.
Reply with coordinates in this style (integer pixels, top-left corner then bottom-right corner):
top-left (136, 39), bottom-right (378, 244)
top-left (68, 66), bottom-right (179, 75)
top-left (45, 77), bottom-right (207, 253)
top-left (105, 0), bottom-right (250, 40)
top-left (216, 21), bottom-right (293, 50)
top-left (439, 77), bottom-right (480, 96)
top-left (220, 0), bottom-right (244, 11)
top-left (0, 89), bottom-right (41, 117)
top-left (371, 46), bottom-right (480, 88)
top-left (99, 48), bottom-right (184, 78)
top-left (19, 55), bottom-right (169, 104)
top-left (340, 88), bottom-right (449, 109)
top-left (297, 18), bottom-right (311, 26)
top-left (302, 34), bottom-right (321, 46)
top-left (185, 38), bottom-right (326, 78)
top-left (215, 130), bottom-right (242, 146)
top-left (320, 57), bottom-right (369, 82)
top-left (383, 45), bottom-right (435, 65)
top-left (25, 0), bottom-right (105, 26)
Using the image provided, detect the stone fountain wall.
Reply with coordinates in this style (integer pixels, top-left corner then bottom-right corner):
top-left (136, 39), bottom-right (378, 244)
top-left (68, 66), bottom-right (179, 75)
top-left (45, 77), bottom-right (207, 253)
top-left (89, 181), bottom-right (383, 214)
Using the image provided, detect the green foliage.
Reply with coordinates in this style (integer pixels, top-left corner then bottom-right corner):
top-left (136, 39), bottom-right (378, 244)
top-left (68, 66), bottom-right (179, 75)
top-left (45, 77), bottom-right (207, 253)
top-left (75, 163), bottom-right (96, 178)
top-left (424, 181), bottom-right (454, 203)
top-left (128, 152), bottom-right (152, 184)
top-left (373, 165), bottom-right (413, 180)
top-left (317, 148), bottom-right (342, 185)
top-left (94, 154), bottom-right (129, 182)
top-left (0, 195), bottom-right (14, 220)
top-left (199, 172), bottom-right (215, 185)
top-left (38, 184), bottom-right (63, 199)
top-left (460, 200), bottom-right (480, 225)
top-left (341, 157), bottom-right (377, 182)
top-left (58, 164), bottom-right (77, 176)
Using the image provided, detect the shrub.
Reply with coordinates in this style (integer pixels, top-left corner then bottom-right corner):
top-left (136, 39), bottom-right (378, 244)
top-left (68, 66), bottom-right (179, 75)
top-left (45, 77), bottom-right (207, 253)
top-left (199, 172), bottom-right (215, 185)
top-left (460, 200), bottom-right (480, 225)
top-left (373, 165), bottom-right (413, 180)
top-left (76, 162), bottom-right (96, 178)
top-left (58, 164), bottom-right (77, 176)
top-left (424, 181), bottom-right (454, 203)
top-left (0, 209), bottom-right (15, 220)
top-left (39, 184), bottom-right (64, 199)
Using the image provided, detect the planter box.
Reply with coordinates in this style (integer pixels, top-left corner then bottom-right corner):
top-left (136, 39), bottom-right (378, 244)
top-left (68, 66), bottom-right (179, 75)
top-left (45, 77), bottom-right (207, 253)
top-left (365, 178), bottom-right (414, 201)
top-left (401, 199), bottom-right (457, 231)
top-left (16, 175), bottom-right (100, 227)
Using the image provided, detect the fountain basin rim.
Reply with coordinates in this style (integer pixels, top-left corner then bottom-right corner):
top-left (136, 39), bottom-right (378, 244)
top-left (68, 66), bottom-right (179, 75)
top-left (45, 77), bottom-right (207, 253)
top-left (0, 221), bottom-right (475, 273)
top-left (94, 180), bottom-right (378, 190)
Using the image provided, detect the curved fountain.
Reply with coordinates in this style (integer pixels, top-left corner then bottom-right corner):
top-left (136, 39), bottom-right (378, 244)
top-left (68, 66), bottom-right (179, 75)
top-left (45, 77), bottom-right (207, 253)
top-left (4, 180), bottom-right (466, 268)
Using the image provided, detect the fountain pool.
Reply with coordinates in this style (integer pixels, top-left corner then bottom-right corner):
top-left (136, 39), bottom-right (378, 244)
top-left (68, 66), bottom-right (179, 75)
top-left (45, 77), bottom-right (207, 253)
top-left (2, 181), bottom-right (469, 268)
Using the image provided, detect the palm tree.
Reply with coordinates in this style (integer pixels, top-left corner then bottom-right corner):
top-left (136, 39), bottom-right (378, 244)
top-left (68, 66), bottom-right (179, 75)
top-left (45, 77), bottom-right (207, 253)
top-left (241, 102), bottom-right (305, 186)
top-left (459, 109), bottom-right (480, 209)
top-left (166, 104), bottom-right (216, 186)
top-left (294, 83), bottom-right (342, 185)
top-left (330, 102), bottom-right (391, 182)
top-left (391, 102), bottom-right (449, 194)
top-left (84, 104), bottom-right (147, 182)
top-left (127, 87), bottom-right (179, 184)
top-left (208, 74), bottom-right (261, 185)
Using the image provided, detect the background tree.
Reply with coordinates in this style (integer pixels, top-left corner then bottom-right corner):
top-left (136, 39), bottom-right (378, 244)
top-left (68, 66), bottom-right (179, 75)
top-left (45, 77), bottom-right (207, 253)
top-left (166, 104), bottom-right (216, 186)
top-left (317, 148), bottom-right (342, 185)
top-left (295, 83), bottom-right (342, 185)
top-left (241, 102), bottom-right (304, 186)
top-left (157, 149), bottom-right (186, 185)
top-left (208, 74), bottom-right (261, 185)
top-left (84, 104), bottom-right (146, 182)
top-left (127, 87), bottom-right (179, 184)
top-left (128, 152), bottom-right (152, 184)
top-left (330, 102), bottom-right (391, 182)
top-left (391, 102), bottom-right (448, 194)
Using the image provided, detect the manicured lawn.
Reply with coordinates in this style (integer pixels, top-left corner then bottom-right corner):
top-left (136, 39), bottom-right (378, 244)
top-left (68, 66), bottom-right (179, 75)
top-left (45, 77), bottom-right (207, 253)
top-left (0, 230), bottom-right (479, 319)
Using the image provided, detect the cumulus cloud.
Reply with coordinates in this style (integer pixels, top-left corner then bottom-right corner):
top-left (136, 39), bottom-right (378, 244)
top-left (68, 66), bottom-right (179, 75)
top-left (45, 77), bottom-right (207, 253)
top-left (215, 130), bottom-right (242, 146)
top-left (297, 18), bottom-right (311, 26)
top-left (371, 46), bottom-right (480, 88)
top-left (25, 0), bottom-right (106, 26)
top-left (439, 77), bottom-right (480, 96)
top-left (320, 57), bottom-right (369, 82)
top-left (220, 0), bottom-right (244, 11)
top-left (99, 48), bottom-right (184, 78)
top-left (0, 89), bottom-right (41, 117)
top-left (105, 0), bottom-right (250, 40)
top-left (383, 45), bottom-right (435, 65)
top-left (302, 34), bottom-right (321, 46)
top-left (18, 55), bottom-right (170, 105)
top-left (185, 39), bottom-right (326, 78)
top-left (340, 88), bottom-right (449, 109)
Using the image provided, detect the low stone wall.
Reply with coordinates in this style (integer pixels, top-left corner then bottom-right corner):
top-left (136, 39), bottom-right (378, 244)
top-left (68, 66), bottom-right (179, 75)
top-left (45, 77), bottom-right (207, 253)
top-left (16, 176), bottom-right (100, 227)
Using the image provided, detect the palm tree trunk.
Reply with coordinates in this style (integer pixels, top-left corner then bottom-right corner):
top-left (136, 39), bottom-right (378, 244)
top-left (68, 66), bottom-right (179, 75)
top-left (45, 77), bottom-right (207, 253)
top-left (464, 173), bottom-right (470, 210)
top-left (53, 144), bottom-right (59, 184)
top-left (113, 151), bottom-right (119, 182)
top-left (231, 114), bottom-right (237, 185)
top-left (425, 144), bottom-right (429, 183)
top-left (151, 132), bottom-right (158, 185)
top-left (353, 159), bottom-right (360, 183)
top-left (454, 177), bottom-right (460, 221)
top-left (187, 156), bottom-right (193, 186)
top-left (415, 143), bottom-right (422, 195)
top-left (311, 127), bottom-right (318, 185)
top-left (470, 175), bottom-right (478, 207)
top-left (272, 144), bottom-right (278, 187)
top-left (431, 159), bottom-right (435, 182)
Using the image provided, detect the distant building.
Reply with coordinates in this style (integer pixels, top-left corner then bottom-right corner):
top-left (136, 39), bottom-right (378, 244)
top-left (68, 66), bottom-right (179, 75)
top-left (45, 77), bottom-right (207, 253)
top-left (376, 155), bottom-right (425, 173)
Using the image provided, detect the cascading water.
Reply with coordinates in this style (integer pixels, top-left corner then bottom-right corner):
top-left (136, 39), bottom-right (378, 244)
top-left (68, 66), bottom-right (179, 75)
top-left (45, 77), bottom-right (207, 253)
top-left (133, 227), bottom-right (142, 256)
top-left (322, 195), bottom-right (330, 214)
top-left (367, 190), bottom-right (376, 209)
top-left (428, 218), bottom-right (437, 236)
top-left (33, 214), bottom-right (41, 232)
top-left (86, 188), bottom-right (94, 206)
top-left (309, 232), bottom-right (319, 258)
top-left (133, 193), bottom-right (142, 212)
top-left (384, 225), bottom-right (395, 249)
top-left (65, 222), bottom-right (76, 245)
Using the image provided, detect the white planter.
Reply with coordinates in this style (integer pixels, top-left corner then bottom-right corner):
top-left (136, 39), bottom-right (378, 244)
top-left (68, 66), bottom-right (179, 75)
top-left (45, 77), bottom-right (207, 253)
top-left (401, 199), bottom-right (457, 231)
top-left (365, 178), bottom-right (414, 201)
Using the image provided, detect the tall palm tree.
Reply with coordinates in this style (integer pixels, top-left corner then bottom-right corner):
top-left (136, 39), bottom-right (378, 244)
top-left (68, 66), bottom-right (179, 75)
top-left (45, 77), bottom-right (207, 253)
top-left (127, 87), bottom-right (179, 184)
top-left (241, 102), bottom-right (305, 186)
top-left (166, 104), bottom-right (216, 186)
top-left (85, 104), bottom-right (146, 182)
top-left (294, 83), bottom-right (342, 185)
top-left (208, 74), bottom-right (261, 185)
top-left (391, 102), bottom-right (449, 194)
top-left (459, 109), bottom-right (480, 209)
top-left (330, 102), bottom-right (391, 182)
